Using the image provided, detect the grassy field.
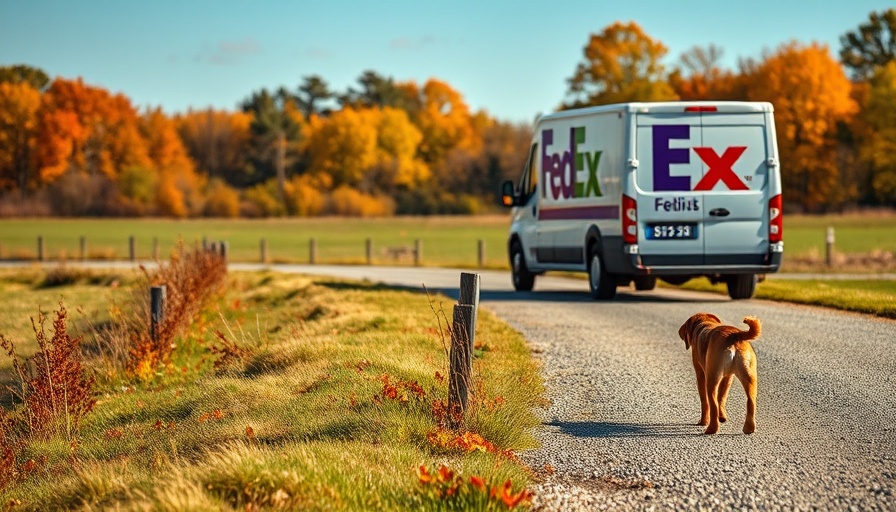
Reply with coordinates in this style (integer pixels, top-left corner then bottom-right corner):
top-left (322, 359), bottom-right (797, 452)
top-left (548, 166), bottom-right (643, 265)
top-left (1, 212), bottom-right (894, 271)
top-left (0, 267), bottom-right (542, 509)
top-left (678, 278), bottom-right (896, 319)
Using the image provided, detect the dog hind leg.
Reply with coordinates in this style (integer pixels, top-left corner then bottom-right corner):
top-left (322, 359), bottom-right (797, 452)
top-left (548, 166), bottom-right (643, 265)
top-left (717, 374), bottom-right (734, 423)
top-left (695, 366), bottom-right (709, 426)
top-left (740, 372), bottom-right (757, 434)
top-left (704, 370), bottom-right (724, 435)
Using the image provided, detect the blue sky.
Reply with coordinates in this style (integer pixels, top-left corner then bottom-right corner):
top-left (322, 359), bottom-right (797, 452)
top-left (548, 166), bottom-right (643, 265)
top-left (1, 0), bottom-right (891, 123)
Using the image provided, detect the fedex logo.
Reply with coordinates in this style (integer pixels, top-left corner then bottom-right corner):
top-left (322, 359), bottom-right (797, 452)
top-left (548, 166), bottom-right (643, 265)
top-left (652, 125), bottom-right (749, 192)
top-left (541, 127), bottom-right (603, 200)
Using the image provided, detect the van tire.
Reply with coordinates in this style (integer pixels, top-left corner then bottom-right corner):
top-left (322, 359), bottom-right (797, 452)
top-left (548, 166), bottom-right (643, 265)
top-left (727, 274), bottom-right (757, 300)
top-left (588, 242), bottom-right (616, 300)
top-left (511, 241), bottom-right (535, 291)
top-left (633, 276), bottom-right (657, 291)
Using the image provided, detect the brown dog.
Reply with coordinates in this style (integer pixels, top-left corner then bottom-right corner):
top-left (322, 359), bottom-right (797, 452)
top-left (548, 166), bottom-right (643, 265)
top-left (678, 313), bottom-right (761, 435)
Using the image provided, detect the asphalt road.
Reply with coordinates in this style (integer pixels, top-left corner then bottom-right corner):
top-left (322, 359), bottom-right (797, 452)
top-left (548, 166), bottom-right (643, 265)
top-left (242, 264), bottom-right (895, 511)
top-left (8, 261), bottom-right (895, 509)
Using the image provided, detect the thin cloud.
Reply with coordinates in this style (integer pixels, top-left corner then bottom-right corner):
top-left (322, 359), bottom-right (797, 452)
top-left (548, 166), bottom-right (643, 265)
top-left (195, 38), bottom-right (262, 65)
top-left (390, 35), bottom-right (436, 51)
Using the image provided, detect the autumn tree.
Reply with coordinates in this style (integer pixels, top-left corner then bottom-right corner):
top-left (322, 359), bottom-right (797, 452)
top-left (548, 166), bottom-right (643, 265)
top-left (857, 61), bottom-right (896, 205)
top-left (840, 8), bottom-right (896, 80)
top-left (241, 88), bottom-right (303, 198)
top-left (36, 78), bottom-right (151, 184)
top-left (564, 21), bottom-right (678, 108)
top-left (176, 108), bottom-right (251, 186)
top-left (0, 81), bottom-right (41, 191)
top-left (413, 78), bottom-right (480, 165)
top-left (340, 70), bottom-right (418, 113)
top-left (668, 44), bottom-right (742, 100)
top-left (745, 42), bottom-right (857, 211)
top-left (294, 75), bottom-right (334, 118)
top-left (0, 64), bottom-right (50, 92)
top-left (141, 108), bottom-right (204, 217)
top-left (303, 106), bottom-right (378, 189)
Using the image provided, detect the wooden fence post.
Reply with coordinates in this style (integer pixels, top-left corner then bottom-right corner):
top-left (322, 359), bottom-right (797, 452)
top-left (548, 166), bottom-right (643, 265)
top-left (153, 237), bottom-right (160, 260)
top-left (37, 236), bottom-right (44, 261)
top-left (366, 238), bottom-right (372, 265)
top-left (260, 238), bottom-right (268, 264)
top-left (826, 227), bottom-right (835, 267)
top-left (477, 239), bottom-right (485, 268)
top-left (150, 285), bottom-right (166, 342)
top-left (219, 241), bottom-right (228, 261)
top-left (310, 238), bottom-right (317, 264)
top-left (448, 272), bottom-right (480, 429)
top-left (80, 236), bottom-right (86, 260)
top-left (129, 236), bottom-right (136, 262)
top-left (414, 239), bottom-right (422, 266)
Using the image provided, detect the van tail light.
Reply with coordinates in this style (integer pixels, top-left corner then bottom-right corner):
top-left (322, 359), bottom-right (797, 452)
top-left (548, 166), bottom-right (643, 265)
top-left (622, 194), bottom-right (638, 244)
top-left (684, 106), bottom-right (718, 112)
top-left (768, 194), bottom-right (783, 243)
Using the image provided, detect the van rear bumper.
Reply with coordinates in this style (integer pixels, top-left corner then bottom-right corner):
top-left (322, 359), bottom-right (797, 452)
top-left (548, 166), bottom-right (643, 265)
top-left (603, 237), bottom-right (782, 275)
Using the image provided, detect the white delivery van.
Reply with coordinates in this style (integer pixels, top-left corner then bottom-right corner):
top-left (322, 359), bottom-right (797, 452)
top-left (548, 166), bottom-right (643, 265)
top-left (501, 101), bottom-right (783, 300)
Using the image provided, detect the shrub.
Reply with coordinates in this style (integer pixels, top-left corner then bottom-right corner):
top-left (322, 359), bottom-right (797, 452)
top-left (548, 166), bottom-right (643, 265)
top-left (127, 243), bottom-right (227, 379)
top-left (242, 181), bottom-right (285, 217)
top-left (329, 185), bottom-right (394, 217)
top-left (283, 175), bottom-right (325, 217)
top-left (204, 179), bottom-right (241, 218)
top-left (0, 302), bottom-right (96, 440)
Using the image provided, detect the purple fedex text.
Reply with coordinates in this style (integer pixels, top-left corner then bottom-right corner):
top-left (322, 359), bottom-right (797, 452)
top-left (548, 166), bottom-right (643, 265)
top-left (541, 127), bottom-right (602, 200)
top-left (652, 124), bottom-right (749, 192)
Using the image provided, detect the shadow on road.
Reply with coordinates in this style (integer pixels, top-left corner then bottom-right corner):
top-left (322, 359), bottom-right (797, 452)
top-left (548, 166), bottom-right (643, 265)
top-left (551, 420), bottom-right (700, 438)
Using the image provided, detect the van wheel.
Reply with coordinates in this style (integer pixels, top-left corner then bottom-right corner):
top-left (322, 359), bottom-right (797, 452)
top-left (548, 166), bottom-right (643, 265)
top-left (633, 276), bottom-right (656, 291)
top-left (588, 242), bottom-right (616, 300)
top-left (727, 274), bottom-right (757, 300)
top-left (510, 241), bottom-right (535, 291)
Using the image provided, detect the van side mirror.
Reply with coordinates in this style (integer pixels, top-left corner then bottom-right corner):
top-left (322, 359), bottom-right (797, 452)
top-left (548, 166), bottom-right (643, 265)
top-left (501, 180), bottom-right (517, 207)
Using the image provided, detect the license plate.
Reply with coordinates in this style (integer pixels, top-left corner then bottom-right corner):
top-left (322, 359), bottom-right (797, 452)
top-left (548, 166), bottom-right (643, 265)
top-left (646, 223), bottom-right (697, 240)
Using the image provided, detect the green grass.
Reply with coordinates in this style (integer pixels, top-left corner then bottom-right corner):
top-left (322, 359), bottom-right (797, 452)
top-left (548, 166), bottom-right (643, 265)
top-left (0, 269), bottom-right (543, 510)
top-left (677, 278), bottom-right (896, 319)
top-left (1, 212), bottom-right (894, 271)
top-left (0, 216), bottom-right (511, 268)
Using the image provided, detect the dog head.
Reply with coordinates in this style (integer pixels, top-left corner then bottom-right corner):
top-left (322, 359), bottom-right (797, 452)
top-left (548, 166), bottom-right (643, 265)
top-left (678, 312), bottom-right (721, 349)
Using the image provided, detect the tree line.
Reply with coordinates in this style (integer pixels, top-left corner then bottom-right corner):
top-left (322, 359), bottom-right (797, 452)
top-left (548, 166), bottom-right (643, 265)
top-left (0, 9), bottom-right (893, 217)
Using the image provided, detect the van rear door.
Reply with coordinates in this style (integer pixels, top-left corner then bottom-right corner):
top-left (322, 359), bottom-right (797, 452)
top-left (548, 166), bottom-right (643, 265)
top-left (634, 110), bottom-right (704, 265)
top-left (634, 104), bottom-right (770, 266)
top-left (699, 112), bottom-right (769, 265)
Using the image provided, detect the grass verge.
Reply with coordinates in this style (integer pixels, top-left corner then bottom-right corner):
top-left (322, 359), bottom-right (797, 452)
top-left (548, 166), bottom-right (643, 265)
top-left (676, 278), bottom-right (896, 319)
top-left (0, 268), bottom-right (543, 510)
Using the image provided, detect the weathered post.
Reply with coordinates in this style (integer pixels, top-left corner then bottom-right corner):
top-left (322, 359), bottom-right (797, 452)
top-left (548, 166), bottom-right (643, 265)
top-left (150, 285), bottom-right (166, 343)
top-left (260, 238), bottom-right (268, 264)
top-left (309, 238), bottom-right (317, 264)
top-left (826, 227), bottom-right (835, 267)
top-left (448, 272), bottom-right (481, 429)
top-left (129, 236), bottom-right (136, 262)
top-left (366, 238), bottom-right (373, 265)
top-left (414, 239), bottom-right (422, 266)
top-left (80, 236), bottom-right (86, 260)
top-left (37, 236), bottom-right (44, 261)
top-left (153, 237), bottom-right (160, 260)
top-left (219, 241), bottom-right (228, 261)
top-left (477, 239), bottom-right (485, 268)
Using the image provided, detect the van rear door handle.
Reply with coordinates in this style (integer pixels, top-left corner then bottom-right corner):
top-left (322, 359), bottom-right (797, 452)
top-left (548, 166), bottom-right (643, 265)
top-left (709, 208), bottom-right (730, 217)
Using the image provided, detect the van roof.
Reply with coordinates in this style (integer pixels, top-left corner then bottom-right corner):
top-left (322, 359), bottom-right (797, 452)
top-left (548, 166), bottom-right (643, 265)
top-left (538, 101), bottom-right (773, 122)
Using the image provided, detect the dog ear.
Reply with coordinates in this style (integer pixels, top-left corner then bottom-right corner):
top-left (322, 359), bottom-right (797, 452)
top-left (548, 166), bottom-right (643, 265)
top-left (678, 319), bottom-right (691, 349)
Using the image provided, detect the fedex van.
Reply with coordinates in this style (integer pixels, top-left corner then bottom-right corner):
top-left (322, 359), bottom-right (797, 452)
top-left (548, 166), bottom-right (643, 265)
top-left (500, 101), bottom-right (783, 300)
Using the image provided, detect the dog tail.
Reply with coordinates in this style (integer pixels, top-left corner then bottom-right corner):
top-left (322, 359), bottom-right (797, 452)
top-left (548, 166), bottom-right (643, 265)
top-left (730, 316), bottom-right (761, 342)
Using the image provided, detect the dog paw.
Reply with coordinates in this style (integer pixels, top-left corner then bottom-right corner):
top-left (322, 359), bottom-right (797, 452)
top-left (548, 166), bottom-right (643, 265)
top-left (719, 416), bottom-right (727, 423)
top-left (703, 424), bottom-right (720, 435)
top-left (743, 422), bottom-right (756, 434)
